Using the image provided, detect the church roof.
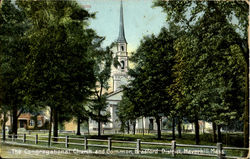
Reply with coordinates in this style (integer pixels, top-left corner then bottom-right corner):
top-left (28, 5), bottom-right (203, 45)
top-left (107, 89), bottom-right (123, 98)
top-left (117, 0), bottom-right (127, 44)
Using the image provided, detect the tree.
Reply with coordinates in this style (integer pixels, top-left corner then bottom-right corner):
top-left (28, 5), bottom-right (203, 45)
top-left (71, 103), bottom-right (89, 135)
top-left (0, 0), bottom-right (30, 136)
top-left (89, 46), bottom-right (113, 137)
top-left (197, 3), bottom-right (245, 143)
top-left (154, 0), bottom-right (249, 147)
top-left (17, 0), bottom-right (97, 144)
top-left (167, 22), bottom-right (186, 140)
top-left (117, 94), bottom-right (138, 134)
top-left (165, 1), bottom-right (246, 145)
top-left (172, 33), bottom-right (202, 144)
top-left (127, 28), bottom-right (175, 139)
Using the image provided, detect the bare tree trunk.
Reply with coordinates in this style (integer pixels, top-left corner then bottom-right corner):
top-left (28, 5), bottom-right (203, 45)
top-left (156, 117), bottom-right (161, 139)
top-left (177, 118), bottom-right (182, 138)
top-left (127, 121), bottom-right (130, 134)
top-left (142, 117), bottom-right (144, 136)
top-left (244, 66), bottom-right (249, 147)
top-left (98, 110), bottom-right (101, 137)
top-left (34, 114), bottom-right (38, 130)
top-left (76, 116), bottom-right (81, 135)
top-left (98, 120), bottom-right (101, 137)
top-left (194, 115), bottom-right (200, 145)
top-left (87, 119), bottom-right (90, 135)
top-left (53, 108), bottom-right (58, 141)
top-left (12, 105), bottom-right (18, 137)
top-left (133, 121), bottom-right (136, 135)
top-left (2, 112), bottom-right (6, 141)
top-left (48, 107), bottom-right (53, 146)
top-left (172, 117), bottom-right (175, 140)
top-left (10, 115), bottom-right (13, 134)
top-left (212, 122), bottom-right (217, 143)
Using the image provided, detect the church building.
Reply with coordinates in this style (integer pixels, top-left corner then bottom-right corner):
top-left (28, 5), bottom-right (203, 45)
top-left (88, 0), bottom-right (161, 133)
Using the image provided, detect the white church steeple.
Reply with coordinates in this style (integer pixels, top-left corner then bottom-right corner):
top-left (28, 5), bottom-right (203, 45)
top-left (117, 0), bottom-right (127, 44)
top-left (112, 0), bottom-right (129, 92)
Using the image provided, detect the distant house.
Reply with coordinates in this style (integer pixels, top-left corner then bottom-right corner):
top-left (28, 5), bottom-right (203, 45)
top-left (181, 120), bottom-right (213, 133)
top-left (17, 113), bottom-right (46, 129)
top-left (4, 112), bottom-right (48, 131)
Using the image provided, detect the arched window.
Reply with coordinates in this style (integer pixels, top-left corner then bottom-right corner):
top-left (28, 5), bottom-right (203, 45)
top-left (120, 61), bottom-right (125, 69)
top-left (121, 45), bottom-right (124, 51)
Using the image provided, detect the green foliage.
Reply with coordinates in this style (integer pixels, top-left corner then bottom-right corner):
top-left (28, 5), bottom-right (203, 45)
top-left (12, 0), bottom-right (102, 139)
top-left (89, 94), bottom-right (110, 124)
top-left (117, 95), bottom-right (137, 132)
top-left (0, 0), bottom-right (30, 134)
top-left (124, 28), bottom-right (176, 139)
top-left (0, 0), bottom-right (28, 106)
top-left (88, 44), bottom-right (114, 136)
top-left (171, 1), bottom-right (245, 126)
top-left (127, 27), bottom-right (175, 118)
top-left (17, 0), bottom-right (97, 108)
top-left (153, 1), bottom-right (247, 144)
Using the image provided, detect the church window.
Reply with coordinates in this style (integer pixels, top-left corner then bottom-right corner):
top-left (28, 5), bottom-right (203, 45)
top-left (121, 45), bottom-right (124, 51)
top-left (120, 61), bottom-right (125, 69)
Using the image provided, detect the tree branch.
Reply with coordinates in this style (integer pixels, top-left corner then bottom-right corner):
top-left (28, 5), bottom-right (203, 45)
top-left (17, 108), bottom-right (24, 118)
top-left (99, 82), bottom-right (103, 98)
top-left (95, 87), bottom-right (100, 101)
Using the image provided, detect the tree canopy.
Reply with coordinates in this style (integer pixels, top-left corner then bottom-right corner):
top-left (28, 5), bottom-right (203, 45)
top-left (16, 0), bottom-right (100, 141)
top-left (0, 0), bottom-right (30, 135)
top-left (124, 27), bottom-right (176, 139)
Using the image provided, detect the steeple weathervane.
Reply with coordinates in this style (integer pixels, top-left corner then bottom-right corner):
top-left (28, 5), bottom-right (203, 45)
top-left (117, 0), bottom-right (127, 44)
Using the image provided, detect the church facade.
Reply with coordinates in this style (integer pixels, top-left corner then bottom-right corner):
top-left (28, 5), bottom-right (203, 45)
top-left (88, 1), bottom-right (161, 134)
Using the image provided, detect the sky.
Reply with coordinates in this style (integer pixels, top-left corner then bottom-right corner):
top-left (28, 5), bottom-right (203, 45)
top-left (78, 0), bottom-right (167, 52)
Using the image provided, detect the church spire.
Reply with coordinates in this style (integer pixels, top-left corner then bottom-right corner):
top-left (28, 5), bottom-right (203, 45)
top-left (117, 0), bottom-right (127, 43)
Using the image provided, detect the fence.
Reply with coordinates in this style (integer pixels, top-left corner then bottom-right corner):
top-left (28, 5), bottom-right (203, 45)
top-left (0, 134), bottom-right (248, 159)
top-left (16, 130), bottom-right (76, 135)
